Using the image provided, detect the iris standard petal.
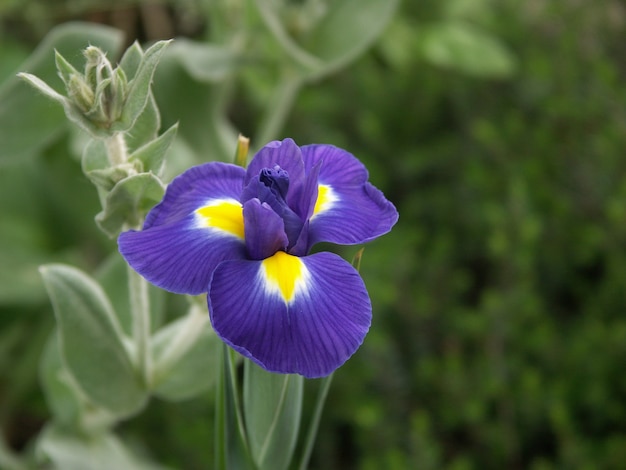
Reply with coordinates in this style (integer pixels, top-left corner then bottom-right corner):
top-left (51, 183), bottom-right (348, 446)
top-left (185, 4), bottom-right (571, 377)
top-left (243, 198), bottom-right (288, 260)
top-left (301, 144), bottom-right (368, 186)
top-left (245, 139), bottom-right (305, 186)
top-left (307, 182), bottom-right (398, 248)
top-left (144, 162), bottom-right (246, 229)
top-left (208, 251), bottom-right (372, 378)
top-left (245, 139), bottom-right (309, 212)
top-left (298, 144), bottom-right (398, 248)
top-left (119, 211), bottom-right (246, 295)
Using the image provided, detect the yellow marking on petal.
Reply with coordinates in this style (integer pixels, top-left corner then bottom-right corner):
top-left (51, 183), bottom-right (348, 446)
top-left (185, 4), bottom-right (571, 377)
top-left (312, 184), bottom-right (337, 217)
top-left (196, 200), bottom-right (244, 239)
top-left (261, 251), bottom-right (309, 303)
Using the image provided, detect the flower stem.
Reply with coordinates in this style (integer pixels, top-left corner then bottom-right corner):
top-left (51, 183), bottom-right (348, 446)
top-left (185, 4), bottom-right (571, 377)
top-left (105, 132), bottom-right (128, 166)
top-left (297, 373), bottom-right (334, 470)
top-left (255, 70), bottom-right (302, 146)
top-left (127, 264), bottom-right (151, 387)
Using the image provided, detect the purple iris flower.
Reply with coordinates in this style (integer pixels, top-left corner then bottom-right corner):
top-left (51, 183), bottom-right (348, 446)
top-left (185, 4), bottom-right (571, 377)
top-left (118, 139), bottom-right (398, 378)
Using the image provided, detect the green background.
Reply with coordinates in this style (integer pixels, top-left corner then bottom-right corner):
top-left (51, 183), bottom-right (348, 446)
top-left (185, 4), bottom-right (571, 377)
top-left (0, 0), bottom-right (624, 468)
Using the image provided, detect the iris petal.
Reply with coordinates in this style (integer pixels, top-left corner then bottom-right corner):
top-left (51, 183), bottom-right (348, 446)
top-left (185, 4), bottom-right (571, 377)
top-left (119, 162), bottom-right (248, 295)
top-left (299, 145), bottom-right (398, 248)
top-left (208, 251), bottom-right (372, 378)
top-left (245, 139), bottom-right (304, 188)
top-left (301, 144), bottom-right (368, 186)
top-left (245, 139), bottom-right (309, 215)
top-left (243, 199), bottom-right (288, 260)
top-left (144, 162), bottom-right (245, 230)
top-left (119, 215), bottom-right (246, 295)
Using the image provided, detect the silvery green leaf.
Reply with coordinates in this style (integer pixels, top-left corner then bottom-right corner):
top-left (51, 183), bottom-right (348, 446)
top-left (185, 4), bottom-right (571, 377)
top-left (19, 71), bottom-right (111, 138)
top-left (95, 173), bottom-right (165, 238)
top-left (167, 39), bottom-right (239, 83)
top-left (151, 305), bottom-right (220, 401)
top-left (1, 22), bottom-right (123, 161)
top-left (129, 123), bottom-right (178, 176)
top-left (81, 139), bottom-right (139, 191)
top-left (95, 253), bottom-right (166, 338)
top-left (119, 41), bottom-right (144, 79)
top-left (254, 0), bottom-right (398, 81)
top-left (417, 22), bottom-right (517, 78)
top-left (113, 40), bottom-right (171, 132)
top-left (40, 264), bottom-right (147, 417)
top-left (38, 424), bottom-right (170, 470)
top-left (17, 71), bottom-right (66, 103)
top-left (54, 50), bottom-right (82, 90)
top-left (40, 333), bottom-right (117, 432)
top-left (243, 361), bottom-right (303, 470)
top-left (125, 94), bottom-right (161, 152)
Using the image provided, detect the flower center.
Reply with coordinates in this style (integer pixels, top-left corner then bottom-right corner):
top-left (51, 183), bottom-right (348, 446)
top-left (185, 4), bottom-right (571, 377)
top-left (259, 166), bottom-right (289, 200)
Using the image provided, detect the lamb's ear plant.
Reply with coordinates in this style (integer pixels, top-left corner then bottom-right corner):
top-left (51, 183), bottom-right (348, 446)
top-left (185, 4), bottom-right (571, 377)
top-left (14, 1), bottom-right (399, 468)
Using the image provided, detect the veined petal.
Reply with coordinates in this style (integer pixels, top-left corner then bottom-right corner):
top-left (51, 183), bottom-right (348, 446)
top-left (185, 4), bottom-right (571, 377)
top-left (301, 144), bottom-right (368, 186)
top-left (196, 199), bottom-right (244, 239)
top-left (243, 199), bottom-right (288, 260)
top-left (298, 144), bottom-right (398, 247)
top-left (245, 139), bottom-right (305, 187)
top-left (208, 251), bottom-right (371, 378)
top-left (144, 162), bottom-right (245, 229)
top-left (308, 182), bottom-right (398, 248)
top-left (119, 215), bottom-right (246, 295)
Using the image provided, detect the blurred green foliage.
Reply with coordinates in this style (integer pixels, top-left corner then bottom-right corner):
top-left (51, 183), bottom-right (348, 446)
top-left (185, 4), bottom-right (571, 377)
top-left (1, 0), bottom-right (625, 469)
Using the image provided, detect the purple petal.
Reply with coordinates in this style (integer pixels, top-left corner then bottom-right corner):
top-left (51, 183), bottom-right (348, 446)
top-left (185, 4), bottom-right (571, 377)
top-left (119, 215), bottom-right (246, 295)
top-left (307, 182), bottom-right (398, 248)
top-left (301, 144), bottom-right (368, 186)
top-left (297, 144), bottom-right (398, 247)
top-left (144, 162), bottom-right (245, 229)
top-left (245, 139), bottom-right (305, 186)
top-left (208, 251), bottom-right (371, 378)
top-left (246, 139), bottom-right (307, 212)
top-left (241, 176), bottom-right (304, 250)
top-left (243, 199), bottom-right (288, 260)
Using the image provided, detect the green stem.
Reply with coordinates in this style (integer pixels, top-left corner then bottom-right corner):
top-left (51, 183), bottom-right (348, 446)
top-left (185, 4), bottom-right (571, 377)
top-left (255, 71), bottom-right (303, 146)
top-left (297, 373), bottom-right (334, 470)
top-left (105, 132), bottom-right (128, 166)
top-left (227, 350), bottom-right (249, 455)
top-left (215, 345), bottom-right (228, 470)
top-left (128, 264), bottom-right (151, 387)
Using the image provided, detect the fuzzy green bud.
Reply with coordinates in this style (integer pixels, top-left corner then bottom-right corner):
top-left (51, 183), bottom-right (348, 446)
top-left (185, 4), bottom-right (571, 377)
top-left (67, 74), bottom-right (95, 113)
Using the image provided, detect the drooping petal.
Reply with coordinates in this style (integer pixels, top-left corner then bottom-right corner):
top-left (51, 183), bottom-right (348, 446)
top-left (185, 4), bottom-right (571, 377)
top-left (144, 162), bottom-right (246, 229)
top-left (299, 144), bottom-right (399, 248)
top-left (119, 214), bottom-right (246, 295)
top-left (208, 251), bottom-right (371, 378)
top-left (243, 199), bottom-right (288, 260)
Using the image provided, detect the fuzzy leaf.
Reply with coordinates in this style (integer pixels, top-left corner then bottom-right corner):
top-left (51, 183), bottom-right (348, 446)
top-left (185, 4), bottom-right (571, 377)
top-left (167, 39), bottom-right (239, 82)
top-left (243, 361), bottom-right (303, 470)
top-left (113, 40), bottom-right (171, 132)
top-left (38, 424), bottom-right (168, 470)
top-left (151, 306), bottom-right (220, 401)
top-left (254, 0), bottom-right (398, 81)
top-left (95, 173), bottom-right (165, 237)
top-left (0, 22), bottom-right (123, 161)
top-left (129, 123), bottom-right (177, 176)
top-left (40, 264), bottom-right (147, 417)
top-left (418, 22), bottom-right (517, 78)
